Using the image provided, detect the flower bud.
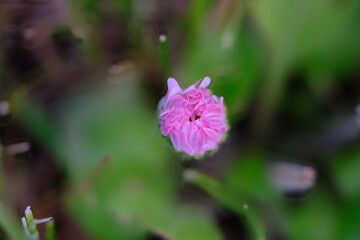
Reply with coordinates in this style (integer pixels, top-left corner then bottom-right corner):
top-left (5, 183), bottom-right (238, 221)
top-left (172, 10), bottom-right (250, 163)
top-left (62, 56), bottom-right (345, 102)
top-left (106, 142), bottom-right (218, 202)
top-left (158, 77), bottom-right (228, 157)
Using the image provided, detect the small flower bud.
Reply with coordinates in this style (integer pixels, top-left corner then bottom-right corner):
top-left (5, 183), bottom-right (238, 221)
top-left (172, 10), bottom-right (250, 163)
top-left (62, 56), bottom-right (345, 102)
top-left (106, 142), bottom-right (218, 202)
top-left (158, 77), bottom-right (228, 157)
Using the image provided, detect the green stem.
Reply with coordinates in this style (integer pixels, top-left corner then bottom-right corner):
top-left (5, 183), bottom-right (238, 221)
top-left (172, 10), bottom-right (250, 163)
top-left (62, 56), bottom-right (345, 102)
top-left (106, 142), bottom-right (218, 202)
top-left (46, 220), bottom-right (55, 240)
top-left (159, 35), bottom-right (171, 78)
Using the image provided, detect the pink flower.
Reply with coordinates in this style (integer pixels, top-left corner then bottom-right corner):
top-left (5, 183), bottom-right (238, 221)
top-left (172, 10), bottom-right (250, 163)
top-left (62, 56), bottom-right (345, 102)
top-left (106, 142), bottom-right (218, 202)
top-left (158, 77), bottom-right (227, 157)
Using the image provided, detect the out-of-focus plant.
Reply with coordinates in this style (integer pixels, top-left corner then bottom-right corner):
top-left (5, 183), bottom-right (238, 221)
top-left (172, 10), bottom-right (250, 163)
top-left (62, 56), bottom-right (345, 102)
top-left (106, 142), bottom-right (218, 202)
top-left (0, 137), bottom-right (25, 240)
top-left (0, 201), bottom-right (25, 240)
top-left (252, 0), bottom-right (360, 135)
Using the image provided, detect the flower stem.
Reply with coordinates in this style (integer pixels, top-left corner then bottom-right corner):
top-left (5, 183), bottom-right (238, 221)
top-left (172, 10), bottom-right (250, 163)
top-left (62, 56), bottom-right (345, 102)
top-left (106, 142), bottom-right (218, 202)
top-left (159, 35), bottom-right (171, 78)
top-left (46, 220), bottom-right (55, 240)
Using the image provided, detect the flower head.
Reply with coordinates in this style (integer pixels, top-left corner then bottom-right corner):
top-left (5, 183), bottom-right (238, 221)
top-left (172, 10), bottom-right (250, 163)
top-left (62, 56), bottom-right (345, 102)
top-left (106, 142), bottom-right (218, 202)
top-left (158, 77), bottom-right (227, 157)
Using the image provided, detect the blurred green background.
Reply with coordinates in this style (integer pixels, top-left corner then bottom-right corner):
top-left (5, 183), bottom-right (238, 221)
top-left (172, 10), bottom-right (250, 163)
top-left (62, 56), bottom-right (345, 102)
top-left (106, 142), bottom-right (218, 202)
top-left (0, 0), bottom-right (359, 239)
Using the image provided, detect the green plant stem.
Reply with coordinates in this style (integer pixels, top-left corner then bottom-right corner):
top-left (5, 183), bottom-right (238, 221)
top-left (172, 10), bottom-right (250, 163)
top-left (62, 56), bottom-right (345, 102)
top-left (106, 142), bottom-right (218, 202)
top-left (46, 220), bottom-right (55, 240)
top-left (159, 35), bottom-right (171, 78)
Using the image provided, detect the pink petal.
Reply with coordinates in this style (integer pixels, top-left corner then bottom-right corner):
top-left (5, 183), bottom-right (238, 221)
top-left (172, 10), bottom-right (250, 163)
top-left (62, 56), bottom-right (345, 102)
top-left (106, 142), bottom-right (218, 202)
top-left (193, 133), bottom-right (204, 155)
top-left (203, 142), bottom-right (217, 151)
top-left (202, 127), bottom-right (218, 141)
top-left (199, 76), bottom-right (211, 88)
top-left (167, 78), bottom-right (181, 92)
top-left (219, 96), bottom-right (224, 104)
top-left (189, 96), bottom-right (200, 105)
top-left (170, 95), bottom-right (187, 106)
top-left (170, 130), bottom-right (182, 152)
top-left (164, 78), bottom-right (182, 106)
top-left (184, 80), bottom-right (201, 93)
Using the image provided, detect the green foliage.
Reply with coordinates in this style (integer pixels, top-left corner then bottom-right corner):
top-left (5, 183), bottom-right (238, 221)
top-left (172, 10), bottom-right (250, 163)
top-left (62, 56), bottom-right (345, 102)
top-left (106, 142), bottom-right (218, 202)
top-left (254, 0), bottom-right (360, 74)
top-left (223, 153), bottom-right (276, 203)
top-left (179, 2), bottom-right (261, 121)
top-left (0, 202), bottom-right (26, 240)
top-left (330, 149), bottom-right (360, 201)
top-left (253, 0), bottom-right (360, 134)
top-left (68, 194), bottom-right (147, 240)
top-left (286, 191), bottom-right (340, 240)
top-left (185, 153), bottom-right (272, 240)
top-left (10, 90), bottom-right (60, 159)
top-left (328, 149), bottom-right (360, 239)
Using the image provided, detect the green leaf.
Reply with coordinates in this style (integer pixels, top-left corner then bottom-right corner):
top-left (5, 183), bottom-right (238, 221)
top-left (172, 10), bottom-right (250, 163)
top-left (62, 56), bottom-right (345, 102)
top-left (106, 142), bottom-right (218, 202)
top-left (253, 0), bottom-right (360, 75)
top-left (286, 191), bottom-right (339, 240)
top-left (67, 193), bottom-right (146, 240)
top-left (330, 149), bottom-right (360, 201)
top-left (0, 201), bottom-right (26, 240)
top-left (224, 153), bottom-right (276, 202)
top-left (151, 206), bottom-right (222, 240)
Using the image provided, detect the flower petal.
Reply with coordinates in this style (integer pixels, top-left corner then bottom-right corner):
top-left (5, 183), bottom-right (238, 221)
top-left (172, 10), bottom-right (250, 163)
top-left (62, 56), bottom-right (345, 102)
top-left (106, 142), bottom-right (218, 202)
top-left (199, 76), bottom-right (211, 88)
top-left (167, 78), bottom-right (181, 92)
